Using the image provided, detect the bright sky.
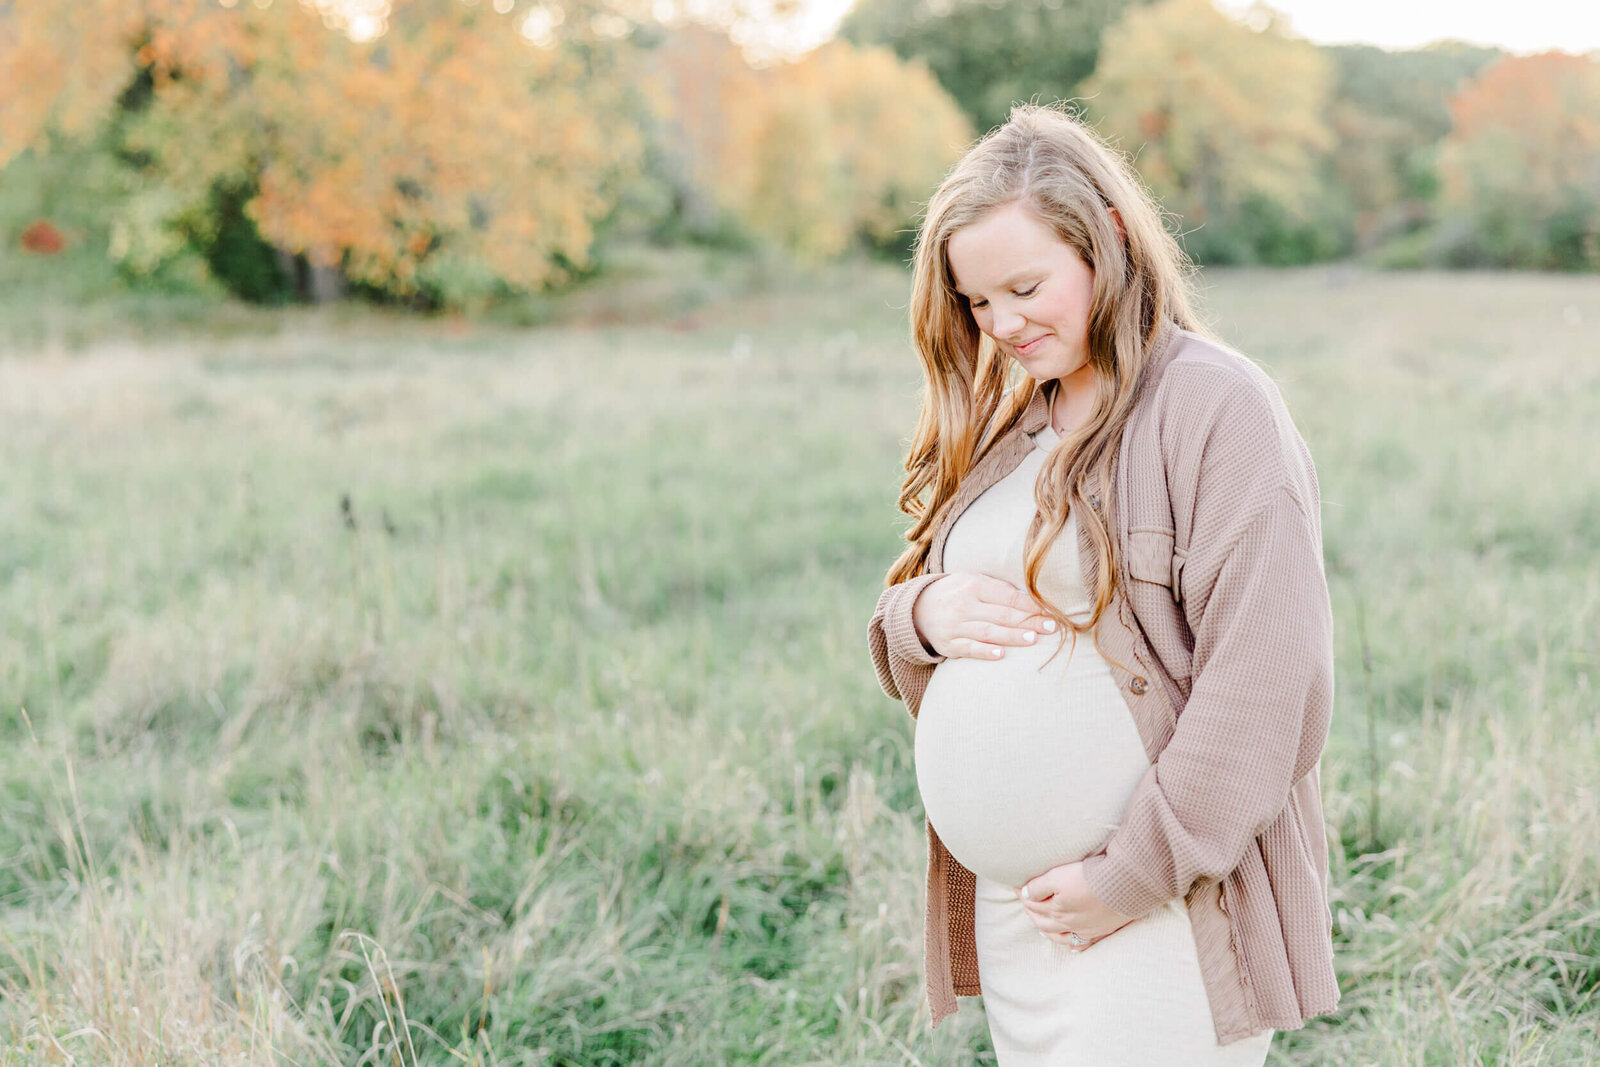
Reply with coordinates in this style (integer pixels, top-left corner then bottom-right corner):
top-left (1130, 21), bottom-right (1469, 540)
top-left (1221, 0), bottom-right (1600, 53)
top-left (785, 0), bottom-right (1600, 57)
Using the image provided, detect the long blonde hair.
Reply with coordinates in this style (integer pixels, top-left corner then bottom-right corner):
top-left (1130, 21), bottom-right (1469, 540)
top-left (887, 103), bottom-right (1202, 640)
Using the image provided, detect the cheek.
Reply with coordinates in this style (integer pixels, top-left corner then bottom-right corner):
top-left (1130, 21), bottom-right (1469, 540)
top-left (1048, 288), bottom-right (1092, 333)
top-left (1071, 270), bottom-right (1097, 322)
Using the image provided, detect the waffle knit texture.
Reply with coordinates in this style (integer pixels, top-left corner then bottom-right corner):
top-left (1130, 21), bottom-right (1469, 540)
top-left (866, 321), bottom-right (1340, 1045)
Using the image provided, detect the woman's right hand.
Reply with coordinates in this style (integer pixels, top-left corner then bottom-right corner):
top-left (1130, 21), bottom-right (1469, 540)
top-left (911, 572), bottom-right (1056, 660)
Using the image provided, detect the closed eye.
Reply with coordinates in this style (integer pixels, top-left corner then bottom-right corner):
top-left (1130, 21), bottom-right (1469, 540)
top-left (967, 283), bottom-right (1037, 311)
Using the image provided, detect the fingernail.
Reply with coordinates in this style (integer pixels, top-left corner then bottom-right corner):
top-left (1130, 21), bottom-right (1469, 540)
top-left (1019, 886), bottom-right (1031, 901)
top-left (992, 648), bottom-right (1004, 658)
top-left (1042, 619), bottom-right (1056, 632)
top-left (1023, 631), bottom-right (1035, 644)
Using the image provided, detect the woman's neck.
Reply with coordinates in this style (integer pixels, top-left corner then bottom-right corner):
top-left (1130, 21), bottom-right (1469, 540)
top-left (1048, 369), bottom-right (1096, 436)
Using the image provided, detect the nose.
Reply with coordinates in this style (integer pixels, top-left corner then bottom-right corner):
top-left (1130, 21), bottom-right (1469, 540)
top-left (992, 304), bottom-right (1027, 342)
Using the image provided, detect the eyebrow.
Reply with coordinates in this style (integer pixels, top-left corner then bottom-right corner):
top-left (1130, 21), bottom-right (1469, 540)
top-left (954, 271), bottom-right (1038, 298)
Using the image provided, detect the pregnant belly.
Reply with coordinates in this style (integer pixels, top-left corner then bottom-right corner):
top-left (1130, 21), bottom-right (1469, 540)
top-left (914, 636), bottom-right (1152, 888)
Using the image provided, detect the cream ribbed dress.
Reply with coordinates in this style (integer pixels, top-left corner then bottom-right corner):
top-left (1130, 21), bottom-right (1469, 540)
top-left (913, 421), bottom-right (1274, 1066)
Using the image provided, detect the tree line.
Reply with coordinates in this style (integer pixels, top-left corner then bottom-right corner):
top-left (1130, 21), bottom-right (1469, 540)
top-left (847, 0), bottom-right (1600, 271)
top-left (2, 0), bottom-right (1596, 311)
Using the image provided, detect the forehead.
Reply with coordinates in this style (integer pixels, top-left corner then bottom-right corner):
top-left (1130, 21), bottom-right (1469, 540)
top-left (946, 201), bottom-right (1069, 294)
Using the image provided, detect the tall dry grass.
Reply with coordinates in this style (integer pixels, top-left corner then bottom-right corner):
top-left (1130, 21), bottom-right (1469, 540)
top-left (1, 260), bottom-right (1597, 1064)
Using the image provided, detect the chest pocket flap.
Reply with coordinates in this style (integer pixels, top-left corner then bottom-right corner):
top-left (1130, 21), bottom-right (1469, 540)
top-left (1126, 527), bottom-right (1185, 604)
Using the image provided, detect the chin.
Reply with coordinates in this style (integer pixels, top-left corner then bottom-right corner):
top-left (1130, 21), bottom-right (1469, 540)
top-left (1024, 361), bottom-right (1074, 381)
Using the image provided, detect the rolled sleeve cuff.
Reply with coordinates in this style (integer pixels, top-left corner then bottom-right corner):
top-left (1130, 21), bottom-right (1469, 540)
top-left (1080, 849), bottom-right (1171, 921)
top-left (878, 572), bottom-right (946, 665)
top-left (1079, 766), bottom-right (1177, 920)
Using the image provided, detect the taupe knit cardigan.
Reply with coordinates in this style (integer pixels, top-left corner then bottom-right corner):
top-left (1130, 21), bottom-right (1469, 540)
top-left (867, 322), bottom-right (1340, 1045)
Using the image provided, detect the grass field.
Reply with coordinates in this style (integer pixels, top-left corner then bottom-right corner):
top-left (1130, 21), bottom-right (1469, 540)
top-left (2, 255), bottom-right (1598, 1065)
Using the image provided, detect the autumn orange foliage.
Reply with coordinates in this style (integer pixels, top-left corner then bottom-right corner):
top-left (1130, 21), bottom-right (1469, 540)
top-left (1445, 51), bottom-right (1600, 146)
top-left (650, 27), bottom-right (971, 257)
top-left (19, 219), bottom-right (66, 255)
top-left (0, 0), bottom-right (644, 295)
top-left (1437, 51), bottom-right (1600, 266)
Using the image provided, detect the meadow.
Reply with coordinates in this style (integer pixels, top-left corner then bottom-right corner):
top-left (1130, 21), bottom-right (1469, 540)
top-left (1, 253), bottom-right (1598, 1065)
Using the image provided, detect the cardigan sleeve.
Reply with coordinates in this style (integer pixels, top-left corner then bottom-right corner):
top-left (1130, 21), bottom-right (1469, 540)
top-left (866, 572), bottom-right (947, 719)
top-left (1081, 365), bottom-right (1335, 919)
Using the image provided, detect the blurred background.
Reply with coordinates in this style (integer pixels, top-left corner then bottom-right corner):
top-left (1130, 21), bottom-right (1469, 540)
top-left (6, 0), bottom-right (1600, 310)
top-left (2, 1), bottom-right (1598, 1064)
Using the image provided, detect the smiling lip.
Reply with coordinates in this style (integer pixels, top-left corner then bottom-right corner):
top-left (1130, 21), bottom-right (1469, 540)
top-left (1014, 335), bottom-right (1049, 355)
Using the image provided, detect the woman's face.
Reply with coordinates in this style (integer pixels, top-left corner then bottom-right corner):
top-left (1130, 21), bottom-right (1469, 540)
top-left (946, 199), bottom-right (1095, 387)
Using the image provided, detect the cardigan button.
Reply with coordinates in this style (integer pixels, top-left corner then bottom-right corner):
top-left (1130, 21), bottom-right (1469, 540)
top-left (1129, 676), bottom-right (1148, 695)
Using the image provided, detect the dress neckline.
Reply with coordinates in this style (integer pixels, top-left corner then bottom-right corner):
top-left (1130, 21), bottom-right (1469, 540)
top-left (1033, 380), bottom-right (1063, 450)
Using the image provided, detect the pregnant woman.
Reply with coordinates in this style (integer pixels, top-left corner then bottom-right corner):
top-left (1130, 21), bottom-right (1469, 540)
top-left (867, 105), bottom-right (1340, 1063)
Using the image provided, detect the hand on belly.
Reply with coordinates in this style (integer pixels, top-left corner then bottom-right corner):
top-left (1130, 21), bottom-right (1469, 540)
top-left (1016, 856), bottom-right (1138, 951)
top-left (911, 571), bottom-right (1056, 660)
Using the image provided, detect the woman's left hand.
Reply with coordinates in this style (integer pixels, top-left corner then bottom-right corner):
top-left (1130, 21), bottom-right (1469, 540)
top-left (1017, 859), bottom-right (1137, 950)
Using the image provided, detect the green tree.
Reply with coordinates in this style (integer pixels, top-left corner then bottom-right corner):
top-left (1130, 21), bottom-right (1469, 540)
top-left (1083, 0), bottom-right (1335, 264)
top-left (841, 0), bottom-right (1142, 133)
